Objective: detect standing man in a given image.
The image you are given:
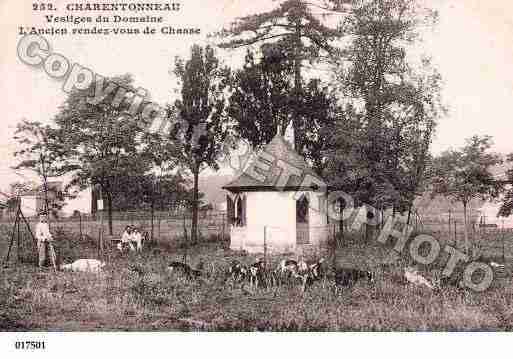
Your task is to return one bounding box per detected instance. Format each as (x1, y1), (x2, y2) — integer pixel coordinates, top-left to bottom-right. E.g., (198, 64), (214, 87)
(35, 213), (53, 268)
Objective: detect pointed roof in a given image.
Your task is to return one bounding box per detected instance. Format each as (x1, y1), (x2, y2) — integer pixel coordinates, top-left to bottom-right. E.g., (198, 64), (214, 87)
(223, 135), (325, 192)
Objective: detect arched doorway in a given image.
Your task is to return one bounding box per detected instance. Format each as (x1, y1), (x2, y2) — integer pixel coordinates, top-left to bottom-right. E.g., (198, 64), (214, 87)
(234, 194), (246, 227)
(296, 194), (310, 244)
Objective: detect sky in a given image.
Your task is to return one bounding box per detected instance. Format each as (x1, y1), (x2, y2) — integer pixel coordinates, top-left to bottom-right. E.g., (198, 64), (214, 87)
(0, 0), (513, 193)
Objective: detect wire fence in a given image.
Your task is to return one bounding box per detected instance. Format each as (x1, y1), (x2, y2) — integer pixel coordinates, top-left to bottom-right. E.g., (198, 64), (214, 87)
(61, 211), (226, 241)
(2, 210), (226, 238)
(0, 209), (230, 267)
(4, 205), (513, 267)
(419, 218), (513, 261)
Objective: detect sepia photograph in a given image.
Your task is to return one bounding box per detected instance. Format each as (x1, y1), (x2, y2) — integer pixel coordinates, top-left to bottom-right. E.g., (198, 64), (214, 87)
(1, 0), (513, 351)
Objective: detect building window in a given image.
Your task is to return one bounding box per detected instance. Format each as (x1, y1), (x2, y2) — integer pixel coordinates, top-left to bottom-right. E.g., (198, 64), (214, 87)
(296, 194), (310, 244)
(227, 195), (235, 225)
(296, 194), (309, 224)
(227, 194), (246, 227)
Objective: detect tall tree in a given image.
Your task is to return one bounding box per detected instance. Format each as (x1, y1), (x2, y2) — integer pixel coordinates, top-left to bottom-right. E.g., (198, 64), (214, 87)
(430, 136), (503, 255)
(299, 78), (340, 175)
(12, 120), (66, 217)
(371, 62), (445, 222)
(218, 0), (342, 153)
(51, 74), (151, 235)
(228, 46), (338, 173)
(172, 45), (231, 242)
(326, 0), (442, 213)
(498, 154), (513, 218)
(228, 47), (293, 146)
(137, 126), (182, 236)
(399, 66), (444, 223)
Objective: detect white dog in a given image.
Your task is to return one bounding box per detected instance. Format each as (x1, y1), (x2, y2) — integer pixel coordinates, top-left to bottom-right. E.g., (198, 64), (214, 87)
(490, 262), (505, 269)
(404, 266), (434, 290)
(60, 259), (106, 272)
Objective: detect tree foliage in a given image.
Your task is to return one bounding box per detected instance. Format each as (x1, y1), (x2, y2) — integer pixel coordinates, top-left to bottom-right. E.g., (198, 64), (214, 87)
(228, 46), (338, 174)
(218, 0), (343, 153)
(50, 74), (152, 234)
(430, 135), (503, 253)
(498, 154), (513, 217)
(325, 0), (443, 216)
(228, 47), (293, 146)
(171, 44), (231, 241)
(12, 120), (67, 216)
(112, 172), (204, 212)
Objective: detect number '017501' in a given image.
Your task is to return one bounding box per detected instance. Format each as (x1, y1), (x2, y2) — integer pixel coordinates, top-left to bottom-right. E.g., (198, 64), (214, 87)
(15, 341), (46, 350)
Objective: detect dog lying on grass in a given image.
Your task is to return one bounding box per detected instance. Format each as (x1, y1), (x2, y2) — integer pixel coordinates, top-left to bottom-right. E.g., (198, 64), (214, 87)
(60, 259), (106, 273)
(404, 266), (434, 290)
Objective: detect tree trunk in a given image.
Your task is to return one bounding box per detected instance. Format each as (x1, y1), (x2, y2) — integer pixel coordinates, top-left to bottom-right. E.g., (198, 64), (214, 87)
(42, 174), (49, 215)
(40, 154), (50, 223)
(191, 168), (199, 243)
(339, 201), (344, 234)
(463, 200), (469, 256)
(106, 191), (113, 236)
(293, 19), (302, 153)
(406, 204), (413, 227)
(150, 198), (155, 242)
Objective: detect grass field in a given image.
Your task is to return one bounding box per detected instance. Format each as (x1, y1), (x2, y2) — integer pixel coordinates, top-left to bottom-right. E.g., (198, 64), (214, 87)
(2, 223), (513, 331)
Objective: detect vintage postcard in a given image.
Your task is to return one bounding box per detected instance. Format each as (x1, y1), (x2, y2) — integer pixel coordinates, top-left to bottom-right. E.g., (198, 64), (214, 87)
(1, 0), (513, 353)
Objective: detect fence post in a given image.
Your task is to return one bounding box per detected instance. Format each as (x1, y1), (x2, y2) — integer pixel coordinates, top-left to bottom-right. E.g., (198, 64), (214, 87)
(157, 213), (161, 241)
(183, 213), (188, 266)
(79, 212), (83, 240)
(98, 209), (104, 260)
(332, 224), (336, 269)
(150, 204), (155, 242)
(502, 220), (506, 263)
(16, 218), (20, 266)
(472, 220), (476, 255)
(448, 209), (452, 241)
(454, 220), (457, 248)
(263, 226), (267, 269)
(97, 225), (101, 258)
(221, 213), (225, 242)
